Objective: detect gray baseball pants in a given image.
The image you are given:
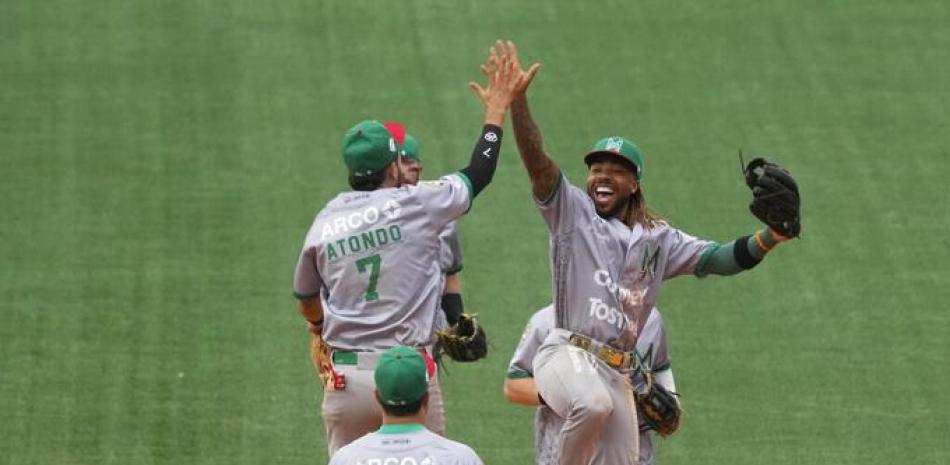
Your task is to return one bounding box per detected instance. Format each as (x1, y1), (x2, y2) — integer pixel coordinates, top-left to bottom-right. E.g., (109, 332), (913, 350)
(533, 329), (638, 465)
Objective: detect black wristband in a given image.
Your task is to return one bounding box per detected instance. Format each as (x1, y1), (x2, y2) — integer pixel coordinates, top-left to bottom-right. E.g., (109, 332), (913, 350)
(441, 293), (464, 326)
(733, 235), (763, 270)
(459, 124), (503, 198)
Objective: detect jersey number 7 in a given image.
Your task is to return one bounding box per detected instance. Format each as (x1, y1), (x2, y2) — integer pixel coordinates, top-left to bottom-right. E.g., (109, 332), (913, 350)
(355, 254), (382, 302)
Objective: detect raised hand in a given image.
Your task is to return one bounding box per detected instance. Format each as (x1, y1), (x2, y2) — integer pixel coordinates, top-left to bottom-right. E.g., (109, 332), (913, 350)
(479, 41), (541, 98)
(506, 40), (541, 96)
(469, 40), (530, 126)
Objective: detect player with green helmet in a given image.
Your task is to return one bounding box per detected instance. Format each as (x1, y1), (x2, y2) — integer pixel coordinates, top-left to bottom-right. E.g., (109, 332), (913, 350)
(294, 44), (526, 456)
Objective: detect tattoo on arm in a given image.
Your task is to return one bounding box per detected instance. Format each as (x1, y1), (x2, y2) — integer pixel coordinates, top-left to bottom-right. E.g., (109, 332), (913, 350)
(511, 97), (560, 201)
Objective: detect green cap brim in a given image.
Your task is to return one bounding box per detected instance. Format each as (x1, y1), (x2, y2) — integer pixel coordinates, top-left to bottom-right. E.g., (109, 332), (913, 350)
(584, 150), (640, 176)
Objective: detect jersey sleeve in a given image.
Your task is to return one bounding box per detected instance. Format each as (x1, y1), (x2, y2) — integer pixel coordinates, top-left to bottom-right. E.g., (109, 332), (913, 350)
(661, 226), (717, 279)
(507, 307), (554, 378)
(414, 173), (474, 232)
(293, 246), (322, 299)
(535, 172), (591, 235)
(648, 310), (671, 372)
(439, 221), (463, 275)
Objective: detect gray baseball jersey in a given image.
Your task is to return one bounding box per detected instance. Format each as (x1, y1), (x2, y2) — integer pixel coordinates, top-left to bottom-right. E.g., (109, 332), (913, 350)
(439, 220), (463, 275)
(294, 173), (472, 351)
(328, 424), (484, 465)
(507, 305), (671, 465)
(538, 173), (712, 351)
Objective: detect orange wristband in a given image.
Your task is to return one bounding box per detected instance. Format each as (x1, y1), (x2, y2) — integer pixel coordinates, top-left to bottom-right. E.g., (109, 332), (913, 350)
(754, 230), (773, 253)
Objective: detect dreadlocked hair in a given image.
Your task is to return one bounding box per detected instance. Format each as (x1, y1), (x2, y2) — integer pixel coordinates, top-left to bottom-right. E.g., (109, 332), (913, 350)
(623, 187), (665, 229)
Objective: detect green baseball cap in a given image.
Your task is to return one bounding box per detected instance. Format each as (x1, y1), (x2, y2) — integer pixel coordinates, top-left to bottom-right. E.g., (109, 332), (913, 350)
(374, 346), (429, 406)
(400, 134), (420, 161)
(342, 120), (398, 177)
(584, 136), (644, 179)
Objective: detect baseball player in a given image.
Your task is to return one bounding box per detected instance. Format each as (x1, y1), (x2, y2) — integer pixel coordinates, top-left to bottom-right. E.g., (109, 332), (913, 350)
(293, 48), (525, 455)
(505, 305), (677, 465)
(329, 346), (484, 465)
(384, 125), (467, 332)
(494, 40), (801, 465)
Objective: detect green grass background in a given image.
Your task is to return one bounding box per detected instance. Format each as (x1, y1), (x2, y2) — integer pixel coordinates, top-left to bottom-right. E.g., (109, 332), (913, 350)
(3, 1), (949, 464)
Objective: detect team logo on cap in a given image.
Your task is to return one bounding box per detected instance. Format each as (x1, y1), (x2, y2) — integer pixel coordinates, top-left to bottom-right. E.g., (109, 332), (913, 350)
(388, 137), (396, 153)
(605, 137), (624, 153)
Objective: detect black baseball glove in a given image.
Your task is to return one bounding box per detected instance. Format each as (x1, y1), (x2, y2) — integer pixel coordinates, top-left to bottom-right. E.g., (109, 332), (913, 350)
(743, 157), (801, 238)
(636, 375), (682, 437)
(436, 313), (487, 362)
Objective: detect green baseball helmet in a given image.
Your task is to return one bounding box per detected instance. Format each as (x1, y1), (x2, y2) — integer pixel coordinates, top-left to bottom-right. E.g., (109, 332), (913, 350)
(342, 120), (398, 177)
(584, 136), (644, 179)
(400, 134), (420, 161)
(374, 346), (429, 406)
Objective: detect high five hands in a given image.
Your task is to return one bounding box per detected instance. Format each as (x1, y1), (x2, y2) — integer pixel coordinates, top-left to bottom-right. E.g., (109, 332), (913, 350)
(469, 40), (542, 125)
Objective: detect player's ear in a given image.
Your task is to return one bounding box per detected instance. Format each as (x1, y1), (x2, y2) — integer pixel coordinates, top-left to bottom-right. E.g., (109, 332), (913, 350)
(419, 392), (430, 412)
(386, 160), (402, 186)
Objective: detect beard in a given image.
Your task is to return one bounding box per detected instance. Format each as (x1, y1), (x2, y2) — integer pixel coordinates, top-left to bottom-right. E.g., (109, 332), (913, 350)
(594, 193), (632, 220)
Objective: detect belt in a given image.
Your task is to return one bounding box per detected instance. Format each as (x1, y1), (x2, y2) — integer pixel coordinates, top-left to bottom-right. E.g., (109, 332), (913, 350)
(331, 347), (435, 372)
(568, 334), (634, 370)
(331, 351), (360, 365)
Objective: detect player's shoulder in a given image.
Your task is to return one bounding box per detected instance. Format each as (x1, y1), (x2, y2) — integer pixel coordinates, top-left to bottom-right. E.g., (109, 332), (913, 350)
(437, 437), (483, 464)
(402, 173), (472, 205)
(639, 220), (675, 238)
(327, 434), (372, 463)
(414, 172), (468, 190)
(538, 171), (583, 205)
(641, 220), (711, 249)
(413, 430), (482, 463)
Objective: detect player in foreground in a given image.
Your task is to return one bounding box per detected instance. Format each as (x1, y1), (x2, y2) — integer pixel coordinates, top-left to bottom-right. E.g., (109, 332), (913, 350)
(328, 346), (484, 465)
(496, 40), (801, 464)
(293, 43), (524, 455)
(505, 305), (680, 465)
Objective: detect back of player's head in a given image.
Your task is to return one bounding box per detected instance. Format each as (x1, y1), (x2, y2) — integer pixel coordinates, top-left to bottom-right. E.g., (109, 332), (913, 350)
(374, 345), (429, 416)
(342, 120), (399, 190)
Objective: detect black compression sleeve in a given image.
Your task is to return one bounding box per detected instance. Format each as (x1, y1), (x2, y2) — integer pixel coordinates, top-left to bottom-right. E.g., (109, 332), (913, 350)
(733, 234), (763, 270)
(459, 124), (503, 197)
(441, 293), (464, 326)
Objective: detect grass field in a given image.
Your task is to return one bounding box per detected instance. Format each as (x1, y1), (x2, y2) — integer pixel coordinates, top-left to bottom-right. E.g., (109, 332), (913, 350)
(3, 1), (949, 464)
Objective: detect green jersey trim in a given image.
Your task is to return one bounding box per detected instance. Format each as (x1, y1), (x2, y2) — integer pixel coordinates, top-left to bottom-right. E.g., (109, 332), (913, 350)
(653, 362), (671, 372)
(293, 290), (321, 300)
(506, 370), (533, 379)
(693, 243), (720, 278)
(378, 423), (426, 434)
(453, 171), (474, 213)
